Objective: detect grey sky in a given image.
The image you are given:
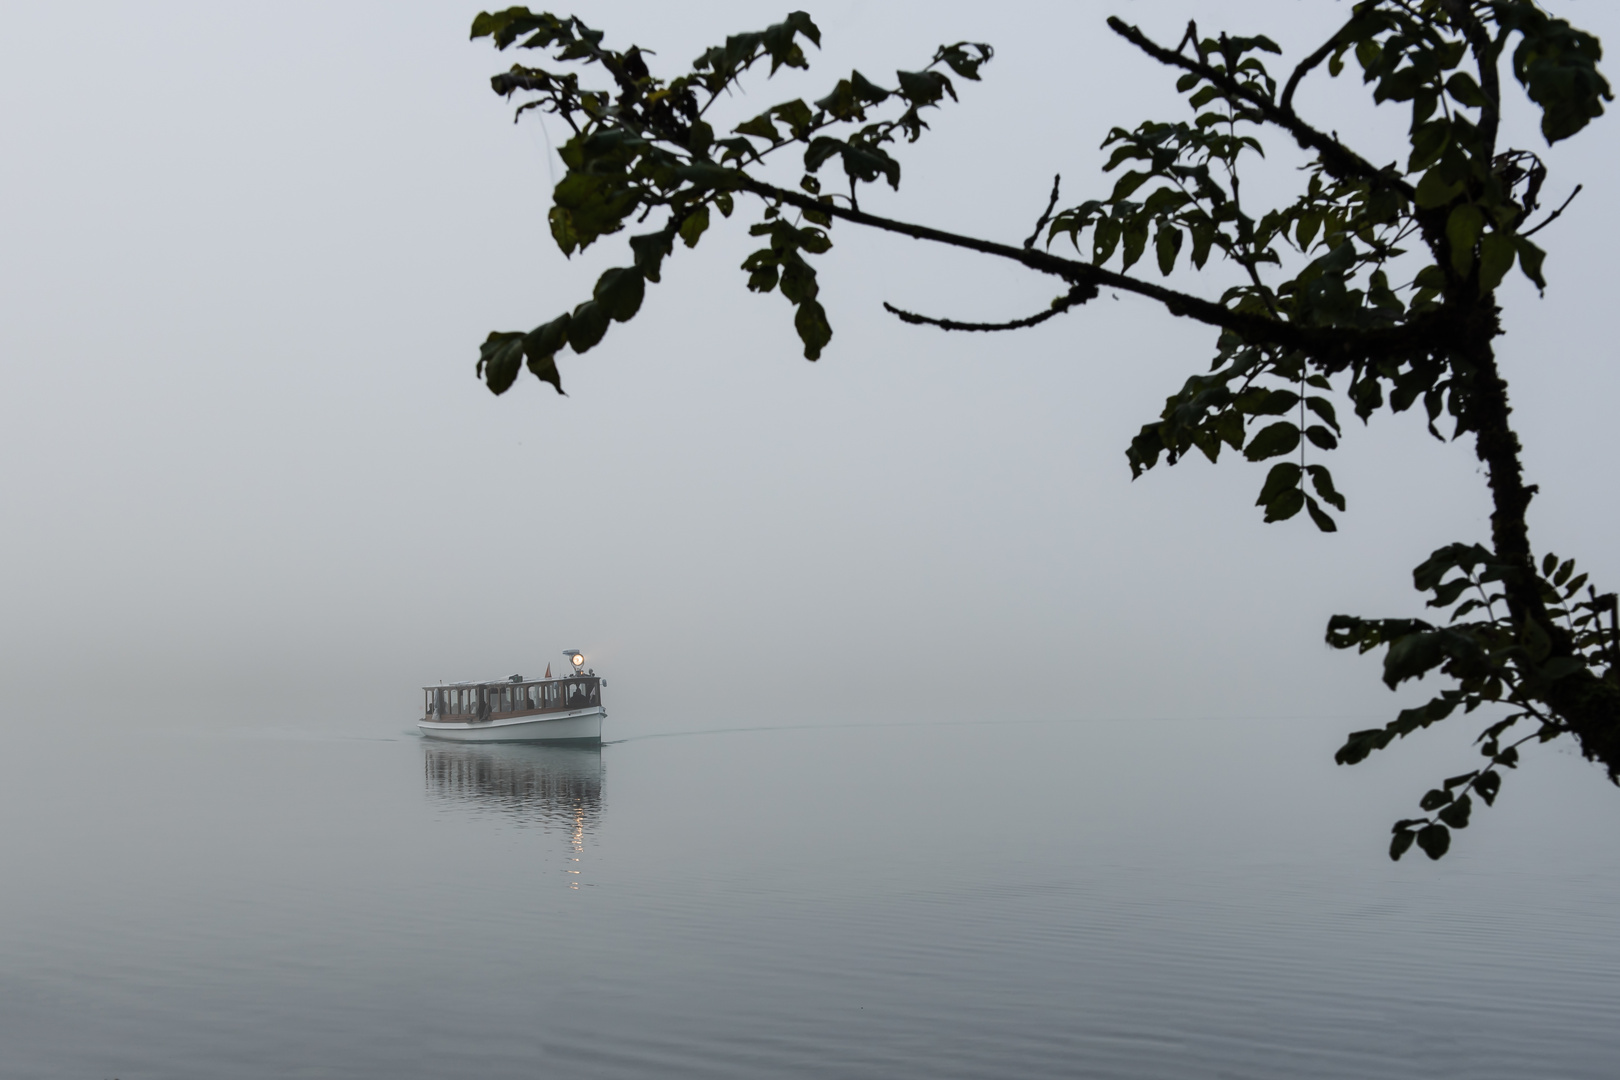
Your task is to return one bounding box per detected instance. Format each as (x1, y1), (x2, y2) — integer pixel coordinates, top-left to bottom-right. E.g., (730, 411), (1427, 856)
(2, 1), (1616, 736)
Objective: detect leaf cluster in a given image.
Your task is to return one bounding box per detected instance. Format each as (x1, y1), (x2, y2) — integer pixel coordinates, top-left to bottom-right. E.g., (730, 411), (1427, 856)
(1328, 543), (1620, 858)
(1095, 3), (1607, 533)
(470, 7), (991, 380)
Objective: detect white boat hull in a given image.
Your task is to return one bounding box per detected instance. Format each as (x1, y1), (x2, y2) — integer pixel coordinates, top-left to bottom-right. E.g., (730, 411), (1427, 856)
(418, 707), (604, 743)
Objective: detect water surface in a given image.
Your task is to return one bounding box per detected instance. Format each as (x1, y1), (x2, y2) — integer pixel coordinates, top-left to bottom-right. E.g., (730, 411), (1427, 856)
(2, 717), (1617, 1078)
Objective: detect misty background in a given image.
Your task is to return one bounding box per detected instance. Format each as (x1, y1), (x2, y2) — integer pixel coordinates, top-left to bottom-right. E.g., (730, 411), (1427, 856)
(2, 0), (1617, 757)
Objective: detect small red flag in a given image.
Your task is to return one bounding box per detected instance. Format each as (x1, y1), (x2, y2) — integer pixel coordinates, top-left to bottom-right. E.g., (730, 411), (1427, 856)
(544, 663), (552, 679)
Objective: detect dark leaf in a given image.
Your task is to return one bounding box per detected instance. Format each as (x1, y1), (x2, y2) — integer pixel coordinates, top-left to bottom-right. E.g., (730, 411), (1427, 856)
(779, 257), (819, 303)
(1503, 7), (1613, 142)
(1305, 464), (1346, 511)
(525, 349), (565, 395)
(525, 311), (571, 358)
(1304, 396), (1340, 432)
(1239, 388), (1299, 416)
(896, 68), (953, 106)
(1415, 823), (1451, 860)
(1514, 236), (1547, 291)
(1255, 462), (1302, 507)
(1337, 727), (1391, 765)
(1121, 219), (1150, 272)
(478, 331), (526, 395)
(934, 42), (993, 81)
(1155, 224), (1183, 276)
(794, 297), (832, 360)
(1478, 232), (1516, 292)
(679, 206), (711, 249)
(567, 299), (610, 352)
(1304, 425), (1338, 450)
(629, 231), (674, 281)
(1263, 487), (1305, 523)
(1382, 629), (1444, 688)
(1305, 494), (1337, 533)
(1243, 422), (1301, 461)
(593, 267), (646, 322)
(1445, 71), (1487, 108)
(1419, 787), (1453, 811)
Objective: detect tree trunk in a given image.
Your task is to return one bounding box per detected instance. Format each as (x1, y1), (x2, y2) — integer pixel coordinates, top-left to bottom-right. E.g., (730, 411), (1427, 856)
(1466, 308), (1620, 779)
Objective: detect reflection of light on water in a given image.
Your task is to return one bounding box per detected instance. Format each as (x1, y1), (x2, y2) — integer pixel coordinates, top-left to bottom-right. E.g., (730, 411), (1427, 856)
(568, 805), (586, 889)
(422, 742), (603, 886)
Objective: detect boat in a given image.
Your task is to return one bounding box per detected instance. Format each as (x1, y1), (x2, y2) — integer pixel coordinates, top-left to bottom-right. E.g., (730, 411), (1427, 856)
(418, 649), (606, 743)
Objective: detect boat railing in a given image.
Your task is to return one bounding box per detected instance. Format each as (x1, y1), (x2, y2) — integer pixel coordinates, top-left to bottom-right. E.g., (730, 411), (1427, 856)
(423, 676), (601, 723)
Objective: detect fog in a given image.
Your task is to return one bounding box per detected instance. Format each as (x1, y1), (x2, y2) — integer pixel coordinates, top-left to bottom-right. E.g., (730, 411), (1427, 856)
(3, 0), (1617, 743)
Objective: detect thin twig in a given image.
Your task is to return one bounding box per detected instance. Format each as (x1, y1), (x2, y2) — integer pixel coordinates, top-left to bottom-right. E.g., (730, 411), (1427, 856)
(1174, 20), (1200, 57)
(882, 284), (1098, 333)
(1022, 174), (1062, 250)
(1106, 17), (1416, 203)
(1281, 31), (1343, 113)
(1520, 184), (1583, 239)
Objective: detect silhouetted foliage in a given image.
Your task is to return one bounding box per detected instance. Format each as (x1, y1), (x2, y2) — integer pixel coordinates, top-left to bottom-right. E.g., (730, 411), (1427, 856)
(470, 2), (1619, 859)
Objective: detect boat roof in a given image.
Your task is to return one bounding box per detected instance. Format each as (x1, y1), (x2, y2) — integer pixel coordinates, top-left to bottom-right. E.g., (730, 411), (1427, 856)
(423, 673), (595, 689)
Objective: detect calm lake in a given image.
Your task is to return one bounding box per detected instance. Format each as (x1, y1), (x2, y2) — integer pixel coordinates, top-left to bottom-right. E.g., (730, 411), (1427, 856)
(3, 715), (1617, 1079)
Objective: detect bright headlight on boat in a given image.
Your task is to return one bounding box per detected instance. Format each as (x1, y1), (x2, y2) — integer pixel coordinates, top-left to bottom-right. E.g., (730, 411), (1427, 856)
(571, 653), (584, 666)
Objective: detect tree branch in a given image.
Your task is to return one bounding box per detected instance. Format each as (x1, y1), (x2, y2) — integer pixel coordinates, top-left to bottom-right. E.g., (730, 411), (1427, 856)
(1446, 2), (1501, 158)
(1106, 17), (1416, 202)
(735, 175), (1449, 362)
(738, 175), (1235, 318)
(1520, 184), (1582, 239)
(1022, 174), (1062, 250)
(1281, 28), (1345, 113)
(1174, 20), (1201, 59)
(882, 284), (1097, 332)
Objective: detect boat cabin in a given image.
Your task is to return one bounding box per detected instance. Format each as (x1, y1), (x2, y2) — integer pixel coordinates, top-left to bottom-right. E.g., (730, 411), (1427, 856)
(424, 674), (602, 724)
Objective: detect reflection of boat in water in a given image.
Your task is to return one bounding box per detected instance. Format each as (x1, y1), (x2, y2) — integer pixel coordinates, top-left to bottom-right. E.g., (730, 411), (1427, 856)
(422, 741), (603, 830)
(419, 649), (605, 743)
